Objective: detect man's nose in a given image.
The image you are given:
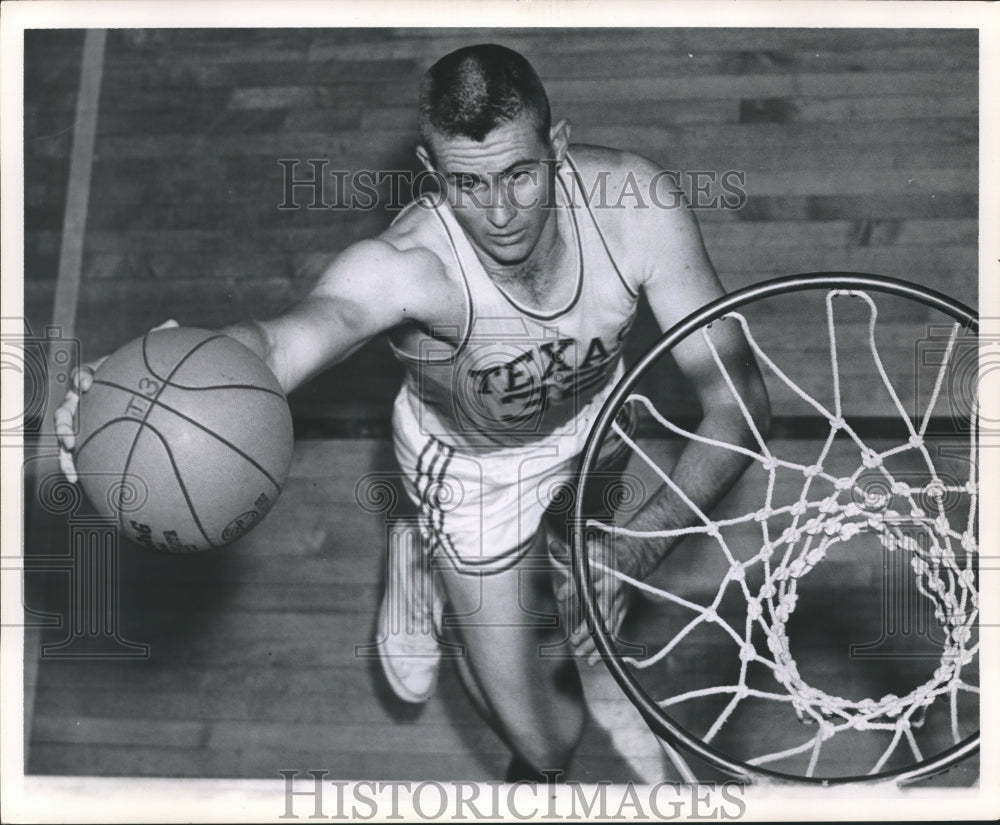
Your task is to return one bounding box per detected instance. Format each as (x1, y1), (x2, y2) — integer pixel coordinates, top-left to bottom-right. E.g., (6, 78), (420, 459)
(487, 182), (516, 228)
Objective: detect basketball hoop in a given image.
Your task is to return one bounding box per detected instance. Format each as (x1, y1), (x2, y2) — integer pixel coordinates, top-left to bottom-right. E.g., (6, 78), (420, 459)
(572, 273), (979, 787)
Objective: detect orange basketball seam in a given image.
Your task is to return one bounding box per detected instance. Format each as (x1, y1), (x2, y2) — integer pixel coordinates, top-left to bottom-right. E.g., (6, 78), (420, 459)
(115, 332), (242, 548)
(123, 418), (219, 549)
(89, 377), (288, 492)
(138, 332), (285, 397)
(139, 332), (226, 385)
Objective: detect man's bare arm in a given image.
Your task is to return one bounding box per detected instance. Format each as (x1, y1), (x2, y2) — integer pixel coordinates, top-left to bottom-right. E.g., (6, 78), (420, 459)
(56, 238), (435, 480)
(613, 157), (771, 581)
(568, 158), (770, 658)
(221, 239), (428, 394)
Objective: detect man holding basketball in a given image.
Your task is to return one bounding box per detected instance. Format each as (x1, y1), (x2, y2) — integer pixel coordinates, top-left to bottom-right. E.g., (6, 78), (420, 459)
(57, 45), (769, 780)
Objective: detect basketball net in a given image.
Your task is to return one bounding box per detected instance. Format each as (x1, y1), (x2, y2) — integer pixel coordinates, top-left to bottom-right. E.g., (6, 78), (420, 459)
(585, 289), (978, 785)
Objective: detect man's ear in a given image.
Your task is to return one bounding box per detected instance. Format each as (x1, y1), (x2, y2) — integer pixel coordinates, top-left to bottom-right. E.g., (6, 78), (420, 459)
(415, 145), (435, 172)
(550, 119), (571, 162)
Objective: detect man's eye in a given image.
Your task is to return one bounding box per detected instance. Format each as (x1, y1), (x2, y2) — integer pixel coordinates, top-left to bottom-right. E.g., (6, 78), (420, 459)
(455, 176), (481, 192)
(508, 170), (534, 185)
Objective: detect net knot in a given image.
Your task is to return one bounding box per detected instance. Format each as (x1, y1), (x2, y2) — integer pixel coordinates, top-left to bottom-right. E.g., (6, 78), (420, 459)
(747, 599), (763, 620)
(958, 568), (976, 588)
(934, 514), (950, 536)
(803, 464), (822, 478)
(762, 456), (779, 472)
(819, 496), (840, 514)
(767, 627), (789, 657)
(924, 482), (945, 502)
(858, 697), (877, 715)
(951, 625), (973, 645)
(908, 435), (924, 449)
(790, 501), (808, 517)
(838, 522), (863, 541)
(881, 694), (903, 717)
(834, 477), (853, 491)
(806, 546), (826, 566)
(933, 662), (955, 683)
(861, 448), (881, 468)
(753, 508), (772, 522)
(891, 480), (911, 496)
(775, 593), (798, 620)
(730, 561), (746, 581)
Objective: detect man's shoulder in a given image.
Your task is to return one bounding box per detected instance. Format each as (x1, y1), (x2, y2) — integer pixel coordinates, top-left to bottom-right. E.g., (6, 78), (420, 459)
(376, 200), (453, 265)
(565, 144), (678, 220)
(568, 144), (664, 185)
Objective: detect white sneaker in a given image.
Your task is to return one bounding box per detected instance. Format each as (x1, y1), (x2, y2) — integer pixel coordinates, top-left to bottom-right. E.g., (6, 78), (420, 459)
(377, 529), (443, 703)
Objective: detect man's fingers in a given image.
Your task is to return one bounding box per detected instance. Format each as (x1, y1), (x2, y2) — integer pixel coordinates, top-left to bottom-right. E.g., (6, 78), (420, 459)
(54, 390), (80, 450)
(70, 357), (104, 393)
(58, 446), (78, 484)
(571, 630), (601, 666)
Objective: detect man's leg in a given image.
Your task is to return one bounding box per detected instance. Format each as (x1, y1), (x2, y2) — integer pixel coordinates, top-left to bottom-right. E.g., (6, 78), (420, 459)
(437, 549), (584, 776)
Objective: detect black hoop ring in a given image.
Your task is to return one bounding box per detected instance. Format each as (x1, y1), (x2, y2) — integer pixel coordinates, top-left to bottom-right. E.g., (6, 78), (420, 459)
(571, 271), (979, 786)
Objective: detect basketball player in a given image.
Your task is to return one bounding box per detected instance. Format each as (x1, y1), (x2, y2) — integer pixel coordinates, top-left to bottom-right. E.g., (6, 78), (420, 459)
(57, 45), (770, 780)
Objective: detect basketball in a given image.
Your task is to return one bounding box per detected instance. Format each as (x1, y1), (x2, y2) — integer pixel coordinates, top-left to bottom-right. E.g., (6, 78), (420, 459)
(74, 327), (295, 552)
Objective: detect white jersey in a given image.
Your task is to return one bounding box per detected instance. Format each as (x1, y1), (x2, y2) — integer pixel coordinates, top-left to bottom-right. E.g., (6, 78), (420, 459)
(390, 156), (639, 452)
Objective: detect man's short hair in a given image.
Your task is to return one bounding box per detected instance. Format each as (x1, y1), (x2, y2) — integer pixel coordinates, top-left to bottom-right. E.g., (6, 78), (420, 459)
(419, 44), (551, 148)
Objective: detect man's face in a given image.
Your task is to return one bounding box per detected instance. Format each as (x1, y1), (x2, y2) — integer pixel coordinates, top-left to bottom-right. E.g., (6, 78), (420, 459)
(422, 117), (563, 267)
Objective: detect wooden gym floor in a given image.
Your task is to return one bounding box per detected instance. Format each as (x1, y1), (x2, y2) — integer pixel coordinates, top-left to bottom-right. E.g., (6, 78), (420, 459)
(25, 435), (980, 785)
(18, 25), (980, 789)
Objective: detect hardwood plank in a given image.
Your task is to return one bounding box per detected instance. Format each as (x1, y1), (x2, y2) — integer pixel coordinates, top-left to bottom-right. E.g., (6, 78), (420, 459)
(740, 94), (978, 124)
(304, 29), (977, 62)
(730, 193), (976, 221)
(538, 44), (978, 79)
(33, 717), (208, 748)
(28, 218), (974, 260)
(28, 742), (502, 779)
(712, 245), (977, 279)
(701, 218), (979, 248)
(32, 683), (484, 727)
(97, 57), (419, 91)
(545, 71), (977, 104)
(70, 119), (976, 162)
(28, 744), (243, 777)
(728, 169), (976, 197)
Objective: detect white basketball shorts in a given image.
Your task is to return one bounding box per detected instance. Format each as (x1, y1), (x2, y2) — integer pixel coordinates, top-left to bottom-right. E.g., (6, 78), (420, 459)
(391, 368), (633, 575)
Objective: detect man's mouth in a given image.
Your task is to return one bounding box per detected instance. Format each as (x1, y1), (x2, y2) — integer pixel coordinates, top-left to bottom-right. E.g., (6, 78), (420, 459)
(490, 228), (526, 244)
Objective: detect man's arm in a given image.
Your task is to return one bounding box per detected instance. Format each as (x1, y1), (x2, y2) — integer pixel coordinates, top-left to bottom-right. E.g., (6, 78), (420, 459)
(221, 238), (428, 394)
(56, 238), (436, 479)
(611, 160), (771, 582)
(569, 157), (770, 658)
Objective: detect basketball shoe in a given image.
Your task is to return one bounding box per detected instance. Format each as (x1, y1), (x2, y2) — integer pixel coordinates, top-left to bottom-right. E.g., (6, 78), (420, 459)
(377, 528), (443, 703)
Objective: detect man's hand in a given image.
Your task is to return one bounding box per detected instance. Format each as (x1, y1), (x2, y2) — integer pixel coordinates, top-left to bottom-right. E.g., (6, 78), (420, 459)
(556, 534), (633, 667)
(54, 319), (178, 482)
